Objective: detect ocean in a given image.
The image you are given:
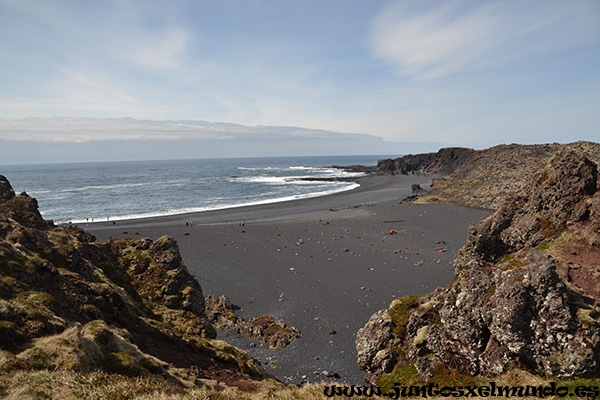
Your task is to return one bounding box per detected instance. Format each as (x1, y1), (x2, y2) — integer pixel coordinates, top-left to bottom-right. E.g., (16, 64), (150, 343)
(0, 155), (390, 224)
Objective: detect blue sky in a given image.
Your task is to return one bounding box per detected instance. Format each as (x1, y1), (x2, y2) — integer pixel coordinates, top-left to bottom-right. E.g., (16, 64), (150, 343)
(0, 0), (599, 163)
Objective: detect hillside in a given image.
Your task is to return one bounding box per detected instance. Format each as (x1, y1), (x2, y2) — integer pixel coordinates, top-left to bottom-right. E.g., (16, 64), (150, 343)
(0, 175), (274, 392)
(377, 141), (600, 210)
(356, 151), (600, 388)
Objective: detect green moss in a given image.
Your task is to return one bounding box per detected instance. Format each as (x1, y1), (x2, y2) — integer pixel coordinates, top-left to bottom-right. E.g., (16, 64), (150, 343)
(27, 291), (55, 306)
(534, 235), (568, 252)
(105, 352), (134, 375)
(555, 376), (600, 397)
(539, 216), (560, 238)
(497, 253), (515, 265)
(136, 356), (163, 374)
(486, 283), (496, 301)
(82, 304), (99, 319)
(388, 295), (422, 337)
(85, 320), (109, 339)
(1, 276), (16, 286)
(377, 361), (423, 393)
(429, 363), (482, 387)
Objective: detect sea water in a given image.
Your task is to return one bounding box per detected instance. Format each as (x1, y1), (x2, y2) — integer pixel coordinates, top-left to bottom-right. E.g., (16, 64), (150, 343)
(0, 155), (390, 224)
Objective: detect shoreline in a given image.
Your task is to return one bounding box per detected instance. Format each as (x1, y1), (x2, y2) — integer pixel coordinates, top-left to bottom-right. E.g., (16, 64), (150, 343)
(66, 179), (362, 225)
(85, 174), (434, 229)
(86, 174), (491, 385)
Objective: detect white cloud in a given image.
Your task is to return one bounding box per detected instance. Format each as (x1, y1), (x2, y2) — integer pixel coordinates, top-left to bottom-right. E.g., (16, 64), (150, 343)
(370, 0), (600, 80)
(0, 116), (383, 143)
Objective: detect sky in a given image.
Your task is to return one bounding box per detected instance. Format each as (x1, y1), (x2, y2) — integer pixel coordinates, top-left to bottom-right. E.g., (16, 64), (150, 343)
(0, 0), (599, 164)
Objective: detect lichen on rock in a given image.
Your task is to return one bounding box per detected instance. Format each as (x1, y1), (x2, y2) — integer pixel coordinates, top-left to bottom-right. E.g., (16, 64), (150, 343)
(357, 150), (600, 385)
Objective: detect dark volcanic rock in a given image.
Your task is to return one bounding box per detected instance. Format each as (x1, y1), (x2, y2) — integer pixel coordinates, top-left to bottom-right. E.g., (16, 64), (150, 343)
(357, 151), (600, 384)
(0, 177), (273, 388)
(205, 294), (300, 349)
(0, 177), (52, 230)
(422, 141), (600, 209)
(0, 175), (15, 204)
(376, 147), (475, 176)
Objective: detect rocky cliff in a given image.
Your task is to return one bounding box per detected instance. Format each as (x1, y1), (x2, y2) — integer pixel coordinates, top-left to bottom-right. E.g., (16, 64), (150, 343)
(377, 147), (475, 176)
(376, 141), (600, 210)
(0, 176), (273, 390)
(356, 151), (600, 385)
(417, 141), (600, 209)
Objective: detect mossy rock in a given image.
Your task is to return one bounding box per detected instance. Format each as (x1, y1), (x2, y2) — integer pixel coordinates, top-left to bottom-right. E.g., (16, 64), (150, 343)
(84, 319), (110, 339)
(104, 352), (136, 375)
(27, 291), (55, 306)
(388, 295), (422, 336)
(81, 304), (99, 320)
(21, 346), (60, 370)
(377, 361), (423, 393)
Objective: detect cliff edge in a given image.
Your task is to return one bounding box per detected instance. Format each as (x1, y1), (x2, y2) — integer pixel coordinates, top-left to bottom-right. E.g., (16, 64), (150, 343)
(378, 141), (600, 210)
(356, 151), (600, 386)
(0, 176), (274, 390)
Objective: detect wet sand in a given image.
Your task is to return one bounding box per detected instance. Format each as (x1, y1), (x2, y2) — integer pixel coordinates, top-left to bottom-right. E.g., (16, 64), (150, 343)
(86, 175), (490, 385)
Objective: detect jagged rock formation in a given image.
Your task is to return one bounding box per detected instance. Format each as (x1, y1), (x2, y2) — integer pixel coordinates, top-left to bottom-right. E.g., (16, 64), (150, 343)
(205, 295), (300, 349)
(0, 176), (273, 389)
(419, 141), (600, 209)
(377, 147), (475, 176)
(356, 151), (600, 385)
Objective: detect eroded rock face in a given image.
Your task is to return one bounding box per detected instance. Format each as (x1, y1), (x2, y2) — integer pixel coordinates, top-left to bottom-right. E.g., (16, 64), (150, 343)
(0, 177), (272, 387)
(423, 141), (600, 209)
(0, 175), (15, 204)
(377, 147), (475, 176)
(357, 151), (600, 385)
(205, 295), (300, 349)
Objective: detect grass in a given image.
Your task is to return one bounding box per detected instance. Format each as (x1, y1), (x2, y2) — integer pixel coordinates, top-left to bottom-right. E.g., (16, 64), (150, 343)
(0, 365), (599, 399)
(533, 235), (569, 252)
(377, 361), (423, 393)
(0, 370), (353, 400)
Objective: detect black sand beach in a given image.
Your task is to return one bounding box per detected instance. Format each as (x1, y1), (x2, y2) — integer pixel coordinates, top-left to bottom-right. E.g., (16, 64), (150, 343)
(86, 175), (490, 385)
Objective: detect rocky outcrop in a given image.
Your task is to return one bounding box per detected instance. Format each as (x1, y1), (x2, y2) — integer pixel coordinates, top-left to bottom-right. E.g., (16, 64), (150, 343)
(377, 147), (475, 176)
(357, 151), (600, 385)
(420, 141), (600, 209)
(0, 177), (273, 389)
(205, 295), (300, 349)
(0, 175), (15, 204)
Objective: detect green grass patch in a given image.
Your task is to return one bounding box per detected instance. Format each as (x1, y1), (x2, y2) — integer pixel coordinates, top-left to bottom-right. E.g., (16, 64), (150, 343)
(377, 361), (424, 393)
(27, 291), (55, 306)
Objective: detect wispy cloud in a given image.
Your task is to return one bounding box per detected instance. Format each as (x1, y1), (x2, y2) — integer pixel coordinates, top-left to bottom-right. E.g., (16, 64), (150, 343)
(370, 0), (600, 80)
